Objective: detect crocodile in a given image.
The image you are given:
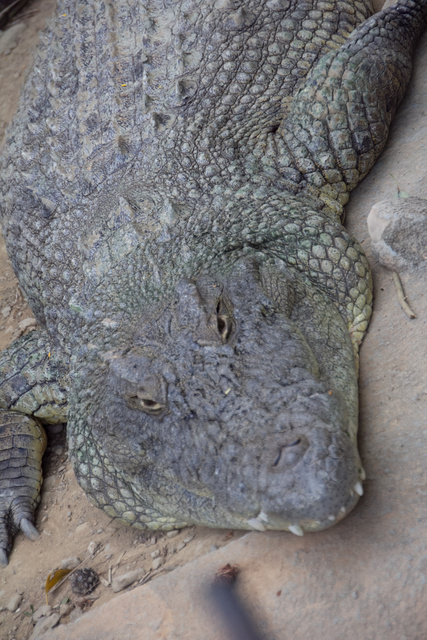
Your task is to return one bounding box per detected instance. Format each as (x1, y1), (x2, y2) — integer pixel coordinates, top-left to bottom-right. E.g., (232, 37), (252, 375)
(0, 0), (425, 565)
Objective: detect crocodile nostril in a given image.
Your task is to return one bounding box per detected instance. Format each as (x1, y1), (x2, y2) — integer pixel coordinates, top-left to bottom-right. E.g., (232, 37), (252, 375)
(271, 436), (309, 470)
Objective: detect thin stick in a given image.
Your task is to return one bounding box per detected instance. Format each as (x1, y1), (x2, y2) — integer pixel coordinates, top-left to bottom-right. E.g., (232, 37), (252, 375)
(392, 272), (416, 319)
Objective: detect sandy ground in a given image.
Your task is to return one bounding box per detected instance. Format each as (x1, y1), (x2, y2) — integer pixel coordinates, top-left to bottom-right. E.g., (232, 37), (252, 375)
(0, 1), (426, 639)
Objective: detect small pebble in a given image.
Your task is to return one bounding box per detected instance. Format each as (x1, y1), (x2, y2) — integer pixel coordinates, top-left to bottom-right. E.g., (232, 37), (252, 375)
(75, 522), (89, 535)
(67, 511), (72, 518)
(151, 549), (160, 559)
(59, 602), (74, 618)
(6, 593), (22, 612)
(97, 528), (103, 534)
(111, 568), (145, 593)
(69, 608), (83, 623)
(175, 542), (186, 553)
(1, 306), (11, 318)
(53, 446), (64, 456)
(166, 530), (179, 539)
(29, 613), (60, 639)
(152, 557), (163, 570)
(61, 556), (81, 570)
(18, 317), (37, 331)
(210, 545), (219, 552)
(183, 535), (195, 544)
(87, 541), (98, 555)
(150, 536), (156, 545)
(32, 604), (52, 621)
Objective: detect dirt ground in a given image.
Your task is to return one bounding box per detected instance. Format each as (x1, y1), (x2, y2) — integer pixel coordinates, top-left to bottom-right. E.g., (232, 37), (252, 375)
(0, 1), (426, 639)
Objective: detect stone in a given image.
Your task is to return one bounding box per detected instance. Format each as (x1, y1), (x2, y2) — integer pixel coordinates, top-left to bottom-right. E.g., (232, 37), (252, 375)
(74, 522), (89, 535)
(33, 604), (52, 621)
(59, 602), (74, 618)
(152, 557), (163, 570)
(111, 568), (146, 593)
(29, 613), (60, 639)
(18, 317), (37, 331)
(6, 593), (22, 612)
(367, 197), (427, 271)
(61, 557), (81, 570)
(87, 541), (98, 555)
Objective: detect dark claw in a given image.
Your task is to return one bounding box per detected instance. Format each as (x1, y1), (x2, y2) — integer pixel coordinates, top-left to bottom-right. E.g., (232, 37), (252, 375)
(0, 548), (8, 566)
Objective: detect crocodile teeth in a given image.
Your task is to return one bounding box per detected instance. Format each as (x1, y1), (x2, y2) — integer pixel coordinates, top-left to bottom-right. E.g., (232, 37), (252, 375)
(288, 524), (304, 537)
(246, 518), (266, 532)
(327, 515), (336, 522)
(340, 506), (346, 514)
(359, 467), (366, 480)
(354, 481), (364, 496)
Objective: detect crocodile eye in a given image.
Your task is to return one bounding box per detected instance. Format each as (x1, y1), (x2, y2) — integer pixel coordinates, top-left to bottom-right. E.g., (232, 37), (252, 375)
(140, 399), (163, 412)
(127, 396), (164, 414)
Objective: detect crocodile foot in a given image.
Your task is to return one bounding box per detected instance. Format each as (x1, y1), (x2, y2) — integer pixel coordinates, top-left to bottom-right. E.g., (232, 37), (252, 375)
(0, 411), (46, 565)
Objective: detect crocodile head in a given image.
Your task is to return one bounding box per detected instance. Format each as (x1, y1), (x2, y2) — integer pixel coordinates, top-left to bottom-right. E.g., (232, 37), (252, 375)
(70, 259), (364, 535)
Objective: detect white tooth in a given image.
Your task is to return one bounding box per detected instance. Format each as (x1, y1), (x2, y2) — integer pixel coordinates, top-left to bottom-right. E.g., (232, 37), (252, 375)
(359, 467), (366, 480)
(246, 518), (266, 532)
(354, 481), (364, 496)
(288, 524), (304, 536)
(327, 515), (336, 522)
(258, 511), (269, 523)
(340, 506), (346, 514)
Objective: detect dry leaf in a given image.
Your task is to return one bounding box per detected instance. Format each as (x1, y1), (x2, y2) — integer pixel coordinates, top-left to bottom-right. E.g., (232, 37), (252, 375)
(45, 569), (71, 604)
(213, 563), (239, 585)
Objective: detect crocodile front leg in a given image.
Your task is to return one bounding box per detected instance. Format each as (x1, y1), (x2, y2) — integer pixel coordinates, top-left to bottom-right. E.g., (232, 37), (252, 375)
(0, 330), (69, 565)
(274, 0), (427, 217)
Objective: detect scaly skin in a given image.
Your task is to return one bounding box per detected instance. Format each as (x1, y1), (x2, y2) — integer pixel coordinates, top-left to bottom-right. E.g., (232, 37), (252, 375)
(0, 0), (425, 563)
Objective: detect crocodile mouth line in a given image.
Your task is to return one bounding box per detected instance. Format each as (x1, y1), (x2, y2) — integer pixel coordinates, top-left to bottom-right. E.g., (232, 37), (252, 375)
(246, 468), (366, 535)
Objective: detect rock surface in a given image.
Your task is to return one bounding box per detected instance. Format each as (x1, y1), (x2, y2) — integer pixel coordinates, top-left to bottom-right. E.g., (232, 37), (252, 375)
(368, 197), (427, 271)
